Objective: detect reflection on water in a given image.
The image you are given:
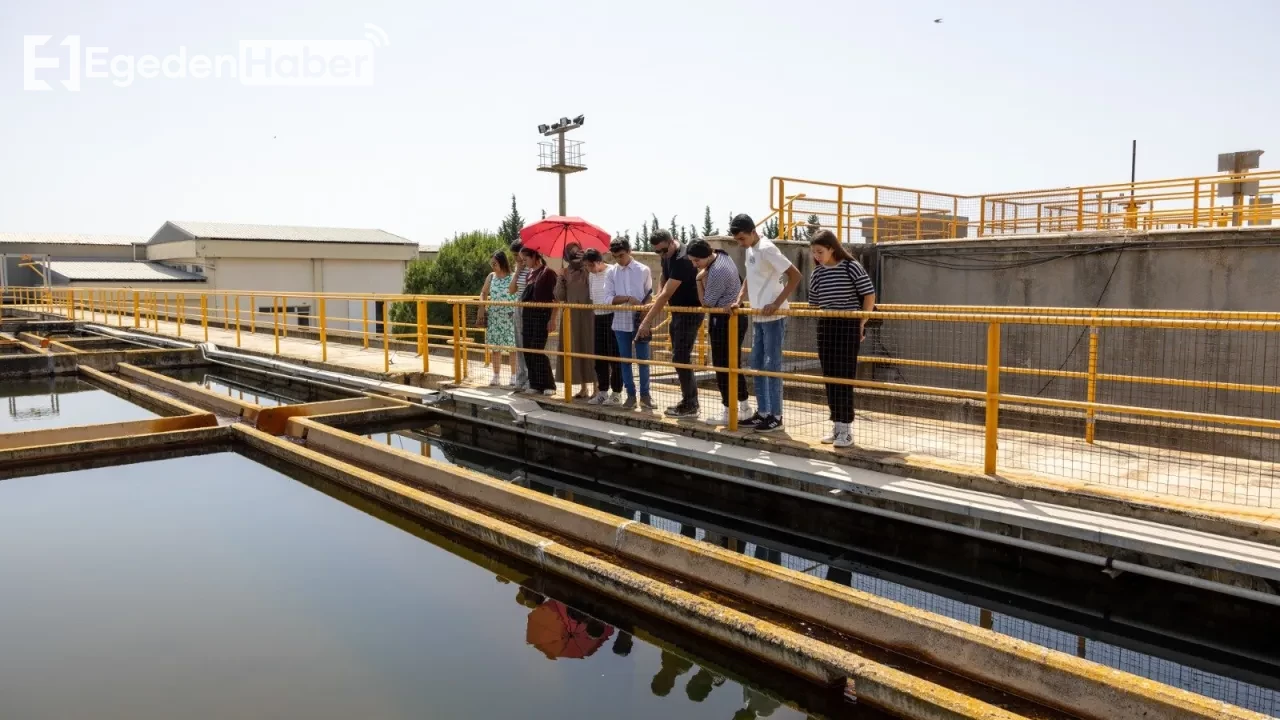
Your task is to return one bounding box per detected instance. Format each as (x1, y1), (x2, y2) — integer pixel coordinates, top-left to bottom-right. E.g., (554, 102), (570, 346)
(0, 377), (156, 431)
(158, 367), (350, 407)
(362, 428), (1278, 718)
(0, 452), (862, 720)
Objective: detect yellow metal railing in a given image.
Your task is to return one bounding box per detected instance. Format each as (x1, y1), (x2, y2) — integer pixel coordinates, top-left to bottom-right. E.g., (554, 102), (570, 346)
(10, 286), (1280, 506)
(8, 287), (474, 374)
(772, 170), (1280, 244)
(449, 298), (1280, 507)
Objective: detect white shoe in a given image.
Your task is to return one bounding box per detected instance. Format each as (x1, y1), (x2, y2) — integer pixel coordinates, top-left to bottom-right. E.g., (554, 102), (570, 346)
(488, 377), (502, 387)
(738, 400), (753, 419)
(705, 407), (730, 426)
(833, 431), (854, 448)
(587, 392), (608, 405)
(607, 392), (622, 405)
(821, 426), (838, 444)
(542, 389), (557, 397)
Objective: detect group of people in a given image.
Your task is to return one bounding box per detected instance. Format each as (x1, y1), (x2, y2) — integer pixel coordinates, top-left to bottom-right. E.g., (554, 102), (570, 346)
(477, 213), (876, 448)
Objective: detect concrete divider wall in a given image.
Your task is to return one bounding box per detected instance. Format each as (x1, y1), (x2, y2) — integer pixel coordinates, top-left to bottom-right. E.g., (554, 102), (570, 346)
(238, 423), (1024, 720)
(288, 418), (1270, 720)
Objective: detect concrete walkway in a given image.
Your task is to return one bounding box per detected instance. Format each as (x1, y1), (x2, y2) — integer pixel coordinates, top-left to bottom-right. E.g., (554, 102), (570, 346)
(43, 304), (1280, 512)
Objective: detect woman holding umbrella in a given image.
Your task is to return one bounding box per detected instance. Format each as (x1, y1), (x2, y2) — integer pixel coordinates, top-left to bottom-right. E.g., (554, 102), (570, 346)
(518, 246), (558, 395)
(518, 216), (612, 401)
(553, 242), (596, 399)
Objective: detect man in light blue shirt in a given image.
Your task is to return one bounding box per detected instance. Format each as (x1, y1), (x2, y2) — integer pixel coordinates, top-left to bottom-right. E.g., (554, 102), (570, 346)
(603, 238), (654, 410)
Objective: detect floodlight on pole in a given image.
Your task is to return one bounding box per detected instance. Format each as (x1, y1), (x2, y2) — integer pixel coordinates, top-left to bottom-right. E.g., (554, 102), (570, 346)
(536, 113), (586, 216)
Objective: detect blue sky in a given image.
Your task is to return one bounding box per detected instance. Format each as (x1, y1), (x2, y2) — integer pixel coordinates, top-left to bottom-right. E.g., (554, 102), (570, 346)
(2, 0), (1277, 246)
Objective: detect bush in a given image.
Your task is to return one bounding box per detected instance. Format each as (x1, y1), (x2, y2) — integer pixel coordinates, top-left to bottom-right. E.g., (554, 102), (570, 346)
(392, 230), (509, 328)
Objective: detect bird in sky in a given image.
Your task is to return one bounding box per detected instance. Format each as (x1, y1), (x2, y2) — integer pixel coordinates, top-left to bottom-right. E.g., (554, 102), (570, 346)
(934, 18), (943, 23)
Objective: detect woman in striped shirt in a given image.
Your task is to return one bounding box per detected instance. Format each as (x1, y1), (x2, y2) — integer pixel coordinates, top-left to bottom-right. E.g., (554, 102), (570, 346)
(808, 230), (876, 448)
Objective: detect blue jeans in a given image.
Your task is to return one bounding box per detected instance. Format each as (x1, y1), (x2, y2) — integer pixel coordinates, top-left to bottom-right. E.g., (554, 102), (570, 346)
(751, 318), (786, 417)
(614, 329), (651, 397)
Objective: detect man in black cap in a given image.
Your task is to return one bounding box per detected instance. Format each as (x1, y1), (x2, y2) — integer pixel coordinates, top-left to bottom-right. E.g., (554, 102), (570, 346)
(637, 229), (703, 417)
(729, 213), (801, 432)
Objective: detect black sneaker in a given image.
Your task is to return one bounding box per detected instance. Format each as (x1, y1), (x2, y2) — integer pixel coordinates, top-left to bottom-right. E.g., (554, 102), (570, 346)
(755, 415), (784, 433)
(739, 412), (766, 429)
(665, 403), (700, 418)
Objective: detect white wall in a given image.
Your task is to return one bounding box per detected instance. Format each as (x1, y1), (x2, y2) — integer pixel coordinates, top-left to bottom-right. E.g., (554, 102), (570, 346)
(320, 259), (407, 333)
(202, 257), (408, 334)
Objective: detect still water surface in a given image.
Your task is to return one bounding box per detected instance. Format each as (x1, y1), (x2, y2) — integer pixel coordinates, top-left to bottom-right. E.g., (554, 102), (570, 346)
(364, 428), (1280, 718)
(158, 367), (350, 407)
(0, 377), (156, 432)
(0, 452), (868, 720)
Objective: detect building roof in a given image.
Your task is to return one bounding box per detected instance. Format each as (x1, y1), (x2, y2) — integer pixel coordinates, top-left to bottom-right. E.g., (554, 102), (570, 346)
(154, 221), (415, 246)
(0, 232), (143, 246)
(46, 260), (206, 283)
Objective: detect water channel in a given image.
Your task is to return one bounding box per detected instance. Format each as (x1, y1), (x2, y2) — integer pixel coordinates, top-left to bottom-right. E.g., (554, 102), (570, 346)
(0, 451), (884, 720)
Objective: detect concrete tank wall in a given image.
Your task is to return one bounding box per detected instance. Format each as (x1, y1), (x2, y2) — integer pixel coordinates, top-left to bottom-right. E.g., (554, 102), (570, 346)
(868, 227), (1280, 421)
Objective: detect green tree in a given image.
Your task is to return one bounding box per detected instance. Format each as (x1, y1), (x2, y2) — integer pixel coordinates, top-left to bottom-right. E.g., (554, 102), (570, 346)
(702, 206), (716, 236)
(804, 213), (821, 239)
(688, 223), (698, 240)
(638, 218), (651, 251)
(651, 213), (661, 240)
(669, 215), (679, 239)
(392, 230), (508, 328)
(497, 195), (525, 244)
(540, 208), (546, 219)
(763, 217), (779, 239)
(679, 226), (687, 243)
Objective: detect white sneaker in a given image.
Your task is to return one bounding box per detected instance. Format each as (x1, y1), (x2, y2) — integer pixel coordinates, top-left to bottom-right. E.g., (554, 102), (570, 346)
(738, 400), (753, 419)
(488, 376), (502, 387)
(607, 392), (623, 405)
(833, 431), (854, 448)
(542, 389), (557, 397)
(587, 392), (608, 405)
(704, 407), (730, 426)
(821, 425), (838, 444)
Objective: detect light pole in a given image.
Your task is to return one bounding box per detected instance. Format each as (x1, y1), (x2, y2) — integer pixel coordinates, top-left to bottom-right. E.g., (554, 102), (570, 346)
(536, 115), (586, 216)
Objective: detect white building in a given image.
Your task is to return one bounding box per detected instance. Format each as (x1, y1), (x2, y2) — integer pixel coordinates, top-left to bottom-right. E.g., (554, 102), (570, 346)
(144, 221), (416, 330)
(5, 222), (418, 333)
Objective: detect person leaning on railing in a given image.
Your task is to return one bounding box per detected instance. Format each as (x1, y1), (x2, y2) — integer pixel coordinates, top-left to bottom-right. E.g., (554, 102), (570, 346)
(687, 239), (752, 426)
(603, 237), (654, 410)
(807, 229), (876, 448)
(584, 248), (623, 405)
(729, 213), (802, 433)
(517, 246), (558, 396)
(638, 229), (704, 418)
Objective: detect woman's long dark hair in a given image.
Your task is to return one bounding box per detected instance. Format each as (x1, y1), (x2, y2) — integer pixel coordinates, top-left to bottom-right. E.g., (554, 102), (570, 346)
(491, 250), (511, 273)
(809, 229), (854, 262)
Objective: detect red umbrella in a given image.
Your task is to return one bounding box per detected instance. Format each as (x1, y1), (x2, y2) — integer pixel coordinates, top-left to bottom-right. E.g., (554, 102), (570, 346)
(518, 216), (611, 258)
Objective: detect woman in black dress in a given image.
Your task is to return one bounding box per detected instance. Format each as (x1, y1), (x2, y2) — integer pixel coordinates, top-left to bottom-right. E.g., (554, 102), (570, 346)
(519, 247), (558, 395)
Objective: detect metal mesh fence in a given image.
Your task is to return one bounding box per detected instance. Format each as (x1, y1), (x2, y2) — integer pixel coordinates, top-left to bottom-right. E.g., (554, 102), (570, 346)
(452, 296), (1280, 509)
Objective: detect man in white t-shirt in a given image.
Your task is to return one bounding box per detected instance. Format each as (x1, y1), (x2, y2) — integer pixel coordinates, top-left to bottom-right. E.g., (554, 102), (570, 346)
(729, 214), (801, 432)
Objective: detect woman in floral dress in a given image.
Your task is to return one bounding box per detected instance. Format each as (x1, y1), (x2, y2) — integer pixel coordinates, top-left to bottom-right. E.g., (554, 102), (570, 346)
(479, 250), (518, 385)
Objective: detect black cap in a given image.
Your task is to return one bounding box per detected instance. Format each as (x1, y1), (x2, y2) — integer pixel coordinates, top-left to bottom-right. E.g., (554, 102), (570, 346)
(728, 213), (754, 235)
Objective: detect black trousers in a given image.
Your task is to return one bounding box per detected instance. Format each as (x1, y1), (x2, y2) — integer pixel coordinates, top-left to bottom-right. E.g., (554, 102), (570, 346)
(669, 313), (704, 406)
(817, 317), (860, 423)
(522, 308), (556, 392)
(593, 313), (622, 393)
(709, 314), (748, 407)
